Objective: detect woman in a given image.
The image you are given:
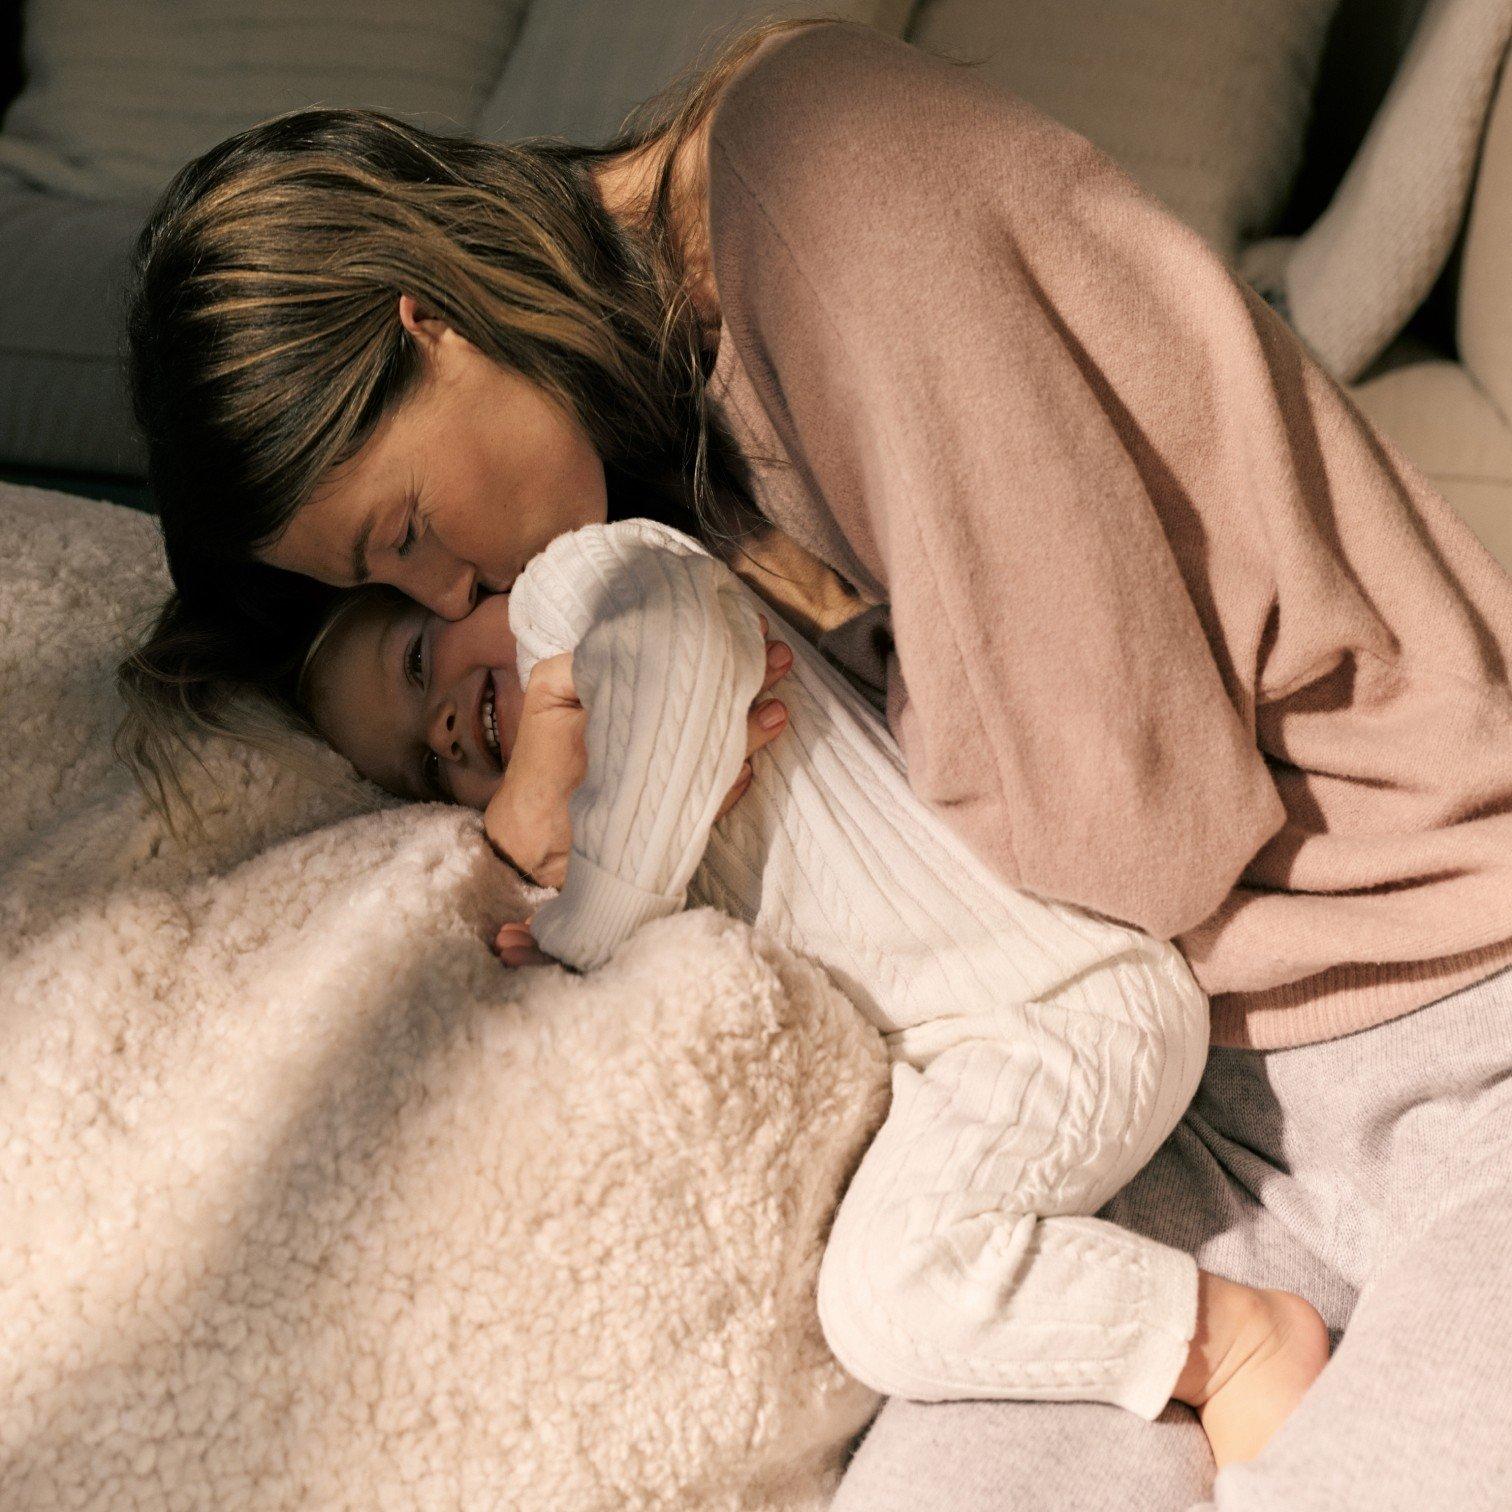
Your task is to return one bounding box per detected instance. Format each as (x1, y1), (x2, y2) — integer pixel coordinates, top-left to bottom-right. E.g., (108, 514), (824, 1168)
(119, 16), (1512, 1510)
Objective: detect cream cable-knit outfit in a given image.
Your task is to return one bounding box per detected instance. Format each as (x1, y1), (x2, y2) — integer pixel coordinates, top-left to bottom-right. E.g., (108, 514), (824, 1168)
(507, 517), (1209, 1421)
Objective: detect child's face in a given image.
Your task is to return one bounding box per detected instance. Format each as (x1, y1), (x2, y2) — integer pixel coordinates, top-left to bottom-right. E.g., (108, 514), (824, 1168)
(304, 587), (523, 810)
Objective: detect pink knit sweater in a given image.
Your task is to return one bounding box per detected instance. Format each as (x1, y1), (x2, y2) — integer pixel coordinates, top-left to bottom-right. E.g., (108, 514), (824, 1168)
(702, 21), (1512, 1051)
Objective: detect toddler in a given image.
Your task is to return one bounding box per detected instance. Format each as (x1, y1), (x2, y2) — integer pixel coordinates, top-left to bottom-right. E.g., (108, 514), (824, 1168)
(296, 516), (1329, 1467)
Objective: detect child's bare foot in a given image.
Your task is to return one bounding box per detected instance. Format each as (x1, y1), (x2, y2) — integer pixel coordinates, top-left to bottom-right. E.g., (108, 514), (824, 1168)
(1173, 1270), (1331, 1470)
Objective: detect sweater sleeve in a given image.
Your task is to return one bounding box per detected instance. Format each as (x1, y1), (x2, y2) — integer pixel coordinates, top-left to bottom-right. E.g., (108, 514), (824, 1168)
(704, 23), (1288, 942)
(506, 519), (769, 972)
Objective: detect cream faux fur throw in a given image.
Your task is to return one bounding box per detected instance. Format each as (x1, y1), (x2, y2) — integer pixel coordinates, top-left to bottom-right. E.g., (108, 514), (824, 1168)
(0, 483), (891, 1510)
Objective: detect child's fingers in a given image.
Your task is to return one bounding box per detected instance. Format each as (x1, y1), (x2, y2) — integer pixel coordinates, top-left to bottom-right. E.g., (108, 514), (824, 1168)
(494, 919), (534, 953)
(745, 696), (786, 760)
(525, 651), (581, 709)
(495, 917), (554, 968)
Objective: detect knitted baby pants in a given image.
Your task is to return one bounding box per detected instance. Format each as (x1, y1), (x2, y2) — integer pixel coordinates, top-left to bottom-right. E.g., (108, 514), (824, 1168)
(830, 961), (1512, 1512)
(816, 945), (1210, 1422)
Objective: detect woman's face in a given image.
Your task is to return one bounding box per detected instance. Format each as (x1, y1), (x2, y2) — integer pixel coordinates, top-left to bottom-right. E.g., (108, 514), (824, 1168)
(304, 586), (524, 811)
(259, 294), (608, 620)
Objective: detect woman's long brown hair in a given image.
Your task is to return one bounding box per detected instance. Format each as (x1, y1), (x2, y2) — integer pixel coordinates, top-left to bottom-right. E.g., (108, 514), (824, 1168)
(116, 13), (843, 836)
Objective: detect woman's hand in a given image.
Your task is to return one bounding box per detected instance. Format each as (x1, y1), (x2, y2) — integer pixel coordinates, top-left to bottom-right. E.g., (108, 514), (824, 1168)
(483, 614), (793, 889)
(713, 613), (794, 823)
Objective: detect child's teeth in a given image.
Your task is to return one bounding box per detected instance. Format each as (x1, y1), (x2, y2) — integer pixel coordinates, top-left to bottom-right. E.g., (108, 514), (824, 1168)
(483, 681), (500, 756)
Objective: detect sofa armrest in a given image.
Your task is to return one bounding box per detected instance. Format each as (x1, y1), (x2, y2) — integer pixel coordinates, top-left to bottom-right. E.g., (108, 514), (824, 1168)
(1459, 42), (1512, 428)
(1349, 336), (1512, 573)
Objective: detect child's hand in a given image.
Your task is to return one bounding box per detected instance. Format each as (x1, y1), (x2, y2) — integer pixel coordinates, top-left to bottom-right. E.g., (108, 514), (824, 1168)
(484, 653), (584, 889)
(494, 913), (556, 968)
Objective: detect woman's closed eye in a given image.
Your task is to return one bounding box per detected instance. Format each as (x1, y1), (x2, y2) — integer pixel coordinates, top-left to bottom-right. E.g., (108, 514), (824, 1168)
(395, 506), (421, 559)
(389, 484), (427, 564)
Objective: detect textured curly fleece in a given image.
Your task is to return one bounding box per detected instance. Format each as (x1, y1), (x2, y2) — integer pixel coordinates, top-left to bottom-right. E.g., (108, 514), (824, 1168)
(0, 484), (891, 1510)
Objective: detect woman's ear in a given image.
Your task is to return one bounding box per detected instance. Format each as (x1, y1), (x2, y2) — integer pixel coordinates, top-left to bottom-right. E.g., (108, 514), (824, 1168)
(398, 293), (480, 374)
(397, 292), (449, 345)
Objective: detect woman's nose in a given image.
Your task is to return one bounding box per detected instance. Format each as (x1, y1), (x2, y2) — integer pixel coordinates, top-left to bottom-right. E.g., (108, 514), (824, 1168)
(420, 556), (478, 621)
(444, 566), (479, 620)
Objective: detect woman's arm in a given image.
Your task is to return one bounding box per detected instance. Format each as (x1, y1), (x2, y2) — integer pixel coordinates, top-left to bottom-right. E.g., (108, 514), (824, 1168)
(704, 22), (1289, 942)
(506, 519), (769, 972)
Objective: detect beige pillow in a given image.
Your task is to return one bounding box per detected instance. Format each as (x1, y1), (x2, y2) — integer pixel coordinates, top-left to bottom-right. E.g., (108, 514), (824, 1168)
(908, 0), (1342, 262)
(0, 0), (531, 208)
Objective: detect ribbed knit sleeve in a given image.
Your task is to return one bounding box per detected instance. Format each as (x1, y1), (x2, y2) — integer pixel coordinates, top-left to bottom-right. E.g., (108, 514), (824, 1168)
(506, 519), (769, 972)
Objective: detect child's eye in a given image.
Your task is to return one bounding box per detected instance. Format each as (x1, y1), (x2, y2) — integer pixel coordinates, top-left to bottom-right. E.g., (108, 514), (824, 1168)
(405, 631), (424, 687)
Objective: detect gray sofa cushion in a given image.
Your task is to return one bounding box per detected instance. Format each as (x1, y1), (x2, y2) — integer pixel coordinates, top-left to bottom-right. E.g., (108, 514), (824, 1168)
(908, 0), (1343, 263)
(0, 0), (531, 209)
(0, 178), (145, 475)
(0, 0), (538, 481)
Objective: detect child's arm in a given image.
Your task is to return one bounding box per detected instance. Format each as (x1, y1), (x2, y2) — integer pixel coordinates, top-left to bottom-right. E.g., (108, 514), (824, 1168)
(506, 519), (769, 972)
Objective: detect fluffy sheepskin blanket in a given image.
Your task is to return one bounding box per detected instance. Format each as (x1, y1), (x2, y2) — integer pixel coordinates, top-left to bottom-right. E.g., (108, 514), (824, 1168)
(0, 484), (891, 1510)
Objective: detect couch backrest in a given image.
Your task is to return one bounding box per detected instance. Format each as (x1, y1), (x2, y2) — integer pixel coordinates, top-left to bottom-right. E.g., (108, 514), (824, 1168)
(0, 0), (1438, 222)
(1458, 47), (1512, 418)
